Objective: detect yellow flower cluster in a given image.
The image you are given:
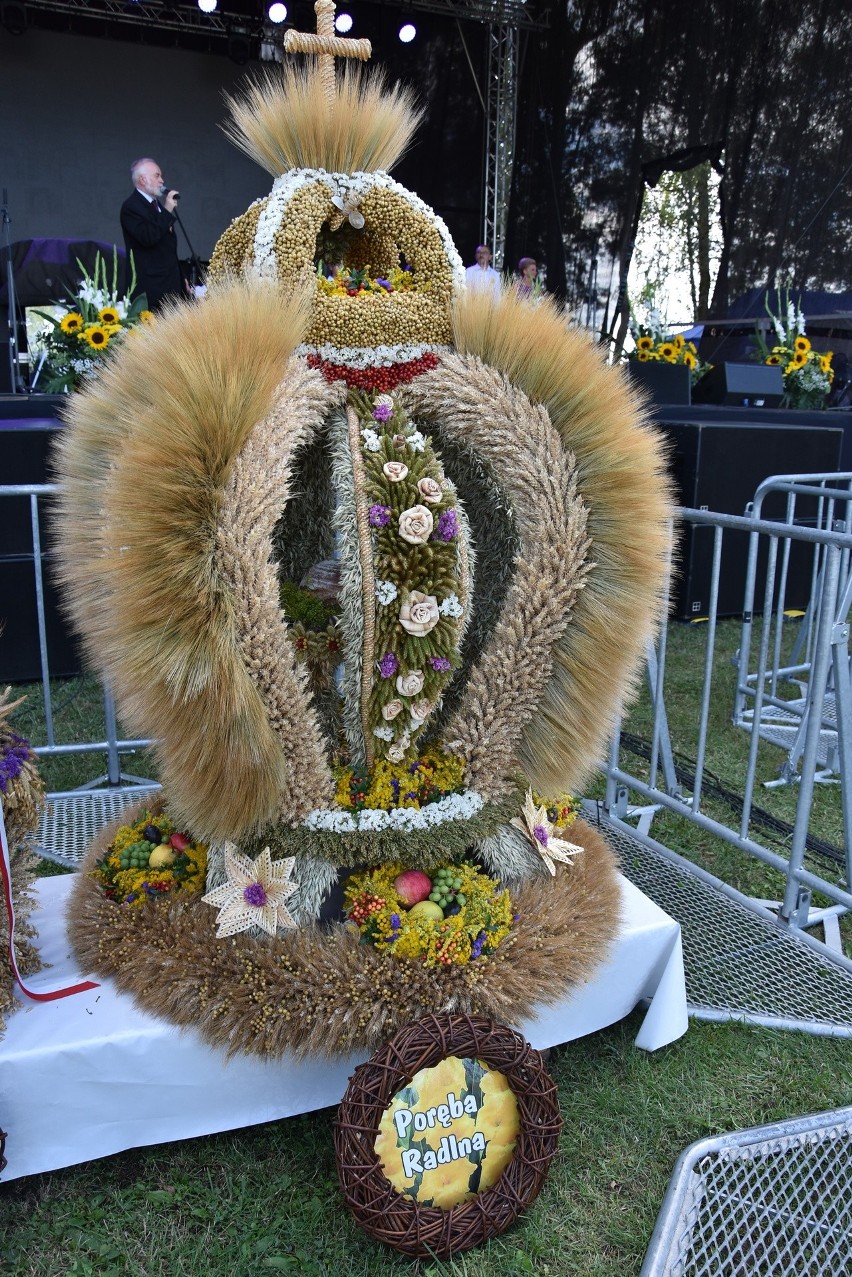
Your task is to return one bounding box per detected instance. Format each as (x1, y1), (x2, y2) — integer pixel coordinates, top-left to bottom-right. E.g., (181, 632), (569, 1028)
(316, 264), (419, 298)
(764, 335), (834, 380)
(94, 811), (207, 908)
(344, 861), (514, 967)
(335, 750), (466, 811)
(531, 789), (580, 830)
(634, 333), (699, 370)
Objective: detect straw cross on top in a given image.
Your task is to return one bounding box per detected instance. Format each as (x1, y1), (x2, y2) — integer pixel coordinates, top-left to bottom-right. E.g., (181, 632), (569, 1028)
(283, 0), (372, 102)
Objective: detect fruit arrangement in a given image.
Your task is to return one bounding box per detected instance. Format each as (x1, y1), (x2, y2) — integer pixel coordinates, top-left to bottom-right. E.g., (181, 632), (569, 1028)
(93, 809), (207, 907)
(344, 861), (514, 967)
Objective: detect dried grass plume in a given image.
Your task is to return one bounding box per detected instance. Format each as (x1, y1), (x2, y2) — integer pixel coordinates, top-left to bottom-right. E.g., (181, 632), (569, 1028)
(223, 63), (422, 176)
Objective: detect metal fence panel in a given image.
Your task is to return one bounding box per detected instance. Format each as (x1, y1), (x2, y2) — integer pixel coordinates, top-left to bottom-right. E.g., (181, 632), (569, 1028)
(641, 1107), (852, 1277)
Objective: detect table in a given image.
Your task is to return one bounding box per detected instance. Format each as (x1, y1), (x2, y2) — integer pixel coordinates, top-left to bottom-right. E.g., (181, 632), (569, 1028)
(1, 873), (687, 1182)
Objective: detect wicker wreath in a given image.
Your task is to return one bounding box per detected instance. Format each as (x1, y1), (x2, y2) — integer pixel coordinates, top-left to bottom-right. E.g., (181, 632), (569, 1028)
(334, 1013), (562, 1257)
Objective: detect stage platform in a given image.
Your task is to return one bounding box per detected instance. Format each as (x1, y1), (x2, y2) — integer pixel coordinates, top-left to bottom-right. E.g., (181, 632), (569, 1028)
(1, 872), (687, 1182)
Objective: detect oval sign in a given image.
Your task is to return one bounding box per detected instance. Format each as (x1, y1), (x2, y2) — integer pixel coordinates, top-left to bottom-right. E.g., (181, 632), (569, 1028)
(374, 1054), (520, 1209)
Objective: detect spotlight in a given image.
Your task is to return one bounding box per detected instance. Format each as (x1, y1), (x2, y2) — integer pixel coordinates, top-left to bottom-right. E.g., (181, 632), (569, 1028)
(1, 1), (27, 35)
(334, 11), (352, 31)
(398, 22), (416, 42)
(267, 2), (287, 21)
(197, 0), (217, 12)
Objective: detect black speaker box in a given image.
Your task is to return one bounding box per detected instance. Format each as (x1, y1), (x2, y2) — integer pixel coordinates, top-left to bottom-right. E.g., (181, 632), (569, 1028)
(660, 418), (844, 620)
(0, 407), (82, 681)
(692, 361), (784, 407)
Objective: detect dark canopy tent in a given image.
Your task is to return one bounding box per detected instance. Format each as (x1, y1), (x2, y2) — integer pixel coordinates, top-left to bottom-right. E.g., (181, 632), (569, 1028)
(507, 0), (852, 338)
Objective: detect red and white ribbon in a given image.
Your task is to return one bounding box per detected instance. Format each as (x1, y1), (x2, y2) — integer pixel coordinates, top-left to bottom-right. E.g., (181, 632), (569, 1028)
(0, 801), (98, 1002)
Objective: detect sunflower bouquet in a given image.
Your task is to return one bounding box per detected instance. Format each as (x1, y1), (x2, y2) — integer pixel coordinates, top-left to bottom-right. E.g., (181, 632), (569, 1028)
(32, 250), (153, 393)
(628, 312), (709, 381)
(755, 288), (834, 410)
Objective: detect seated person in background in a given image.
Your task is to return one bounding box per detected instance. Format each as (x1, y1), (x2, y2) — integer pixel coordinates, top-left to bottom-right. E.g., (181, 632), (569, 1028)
(465, 244), (501, 300)
(120, 158), (184, 311)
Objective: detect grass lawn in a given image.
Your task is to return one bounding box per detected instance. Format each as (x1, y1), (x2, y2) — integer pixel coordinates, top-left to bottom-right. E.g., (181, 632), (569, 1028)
(2, 618), (851, 1273)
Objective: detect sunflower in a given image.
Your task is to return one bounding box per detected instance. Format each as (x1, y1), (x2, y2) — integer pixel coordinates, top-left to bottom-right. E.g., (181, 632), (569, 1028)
(673, 334), (685, 350)
(98, 307), (120, 325)
(81, 325), (110, 350)
(687, 342), (698, 355)
(659, 342), (676, 361)
(60, 312), (84, 334)
(140, 310), (155, 325)
(794, 335), (811, 354)
(636, 336), (654, 351)
(792, 350), (807, 367)
(683, 351), (696, 370)
(820, 353), (833, 374)
(636, 350), (651, 361)
(765, 354), (782, 365)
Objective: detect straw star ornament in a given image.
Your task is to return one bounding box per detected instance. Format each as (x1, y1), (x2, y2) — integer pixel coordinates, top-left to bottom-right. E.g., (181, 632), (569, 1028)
(510, 790), (584, 876)
(202, 845), (299, 937)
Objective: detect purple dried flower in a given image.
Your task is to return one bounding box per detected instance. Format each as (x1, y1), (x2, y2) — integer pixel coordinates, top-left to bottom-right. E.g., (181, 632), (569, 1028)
(376, 279), (392, 292)
(533, 824), (549, 847)
(471, 931), (486, 959)
(0, 734), (30, 794)
(429, 656), (451, 673)
(368, 503), (391, 528)
(372, 402), (393, 422)
(378, 651), (399, 678)
(243, 882), (268, 907)
(433, 508), (459, 542)
(390, 913), (401, 930)
(391, 777), (401, 798)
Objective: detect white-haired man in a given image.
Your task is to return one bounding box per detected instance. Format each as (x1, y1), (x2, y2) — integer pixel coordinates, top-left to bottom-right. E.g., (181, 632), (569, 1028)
(120, 158), (183, 310)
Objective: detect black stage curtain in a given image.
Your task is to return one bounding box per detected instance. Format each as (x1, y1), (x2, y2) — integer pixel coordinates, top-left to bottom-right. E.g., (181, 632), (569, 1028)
(507, 0), (852, 334)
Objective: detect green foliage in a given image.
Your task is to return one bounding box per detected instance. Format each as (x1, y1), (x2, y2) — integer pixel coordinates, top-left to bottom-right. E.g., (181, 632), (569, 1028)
(279, 580), (339, 630)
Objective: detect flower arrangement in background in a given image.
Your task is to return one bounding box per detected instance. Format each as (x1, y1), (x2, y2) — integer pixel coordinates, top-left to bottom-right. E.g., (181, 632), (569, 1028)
(93, 808), (207, 907)
(344, 860), (514, 966)
(754, 287), (834, 410)
(627, 301), (710, 383)
(32, 250), (152, 393)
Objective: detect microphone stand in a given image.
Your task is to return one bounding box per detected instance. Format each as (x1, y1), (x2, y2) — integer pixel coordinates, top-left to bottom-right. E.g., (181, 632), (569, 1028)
(172, 203), (206, 288)
(1, 188), (26, 394)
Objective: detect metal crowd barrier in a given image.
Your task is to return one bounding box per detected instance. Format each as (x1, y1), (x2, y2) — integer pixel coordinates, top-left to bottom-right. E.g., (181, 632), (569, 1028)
(641, 1106), (852, 1277)
(0, 482), (158, 865)
(733, 472), (852, 790)
(603, 498), (852, 971)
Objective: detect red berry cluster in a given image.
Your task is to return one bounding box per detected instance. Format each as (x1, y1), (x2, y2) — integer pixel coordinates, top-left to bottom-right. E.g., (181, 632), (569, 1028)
(306, 352), (439, 392)
(348, 891), (386, 926)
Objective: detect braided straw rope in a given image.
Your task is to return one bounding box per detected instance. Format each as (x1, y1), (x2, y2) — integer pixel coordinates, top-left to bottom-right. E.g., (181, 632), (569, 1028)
(283, 0), (371, 104)
(346, 402), (378, 767)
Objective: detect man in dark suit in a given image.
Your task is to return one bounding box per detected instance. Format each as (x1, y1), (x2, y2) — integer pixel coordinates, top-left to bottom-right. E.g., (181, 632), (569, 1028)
(120, 158), (183, 311)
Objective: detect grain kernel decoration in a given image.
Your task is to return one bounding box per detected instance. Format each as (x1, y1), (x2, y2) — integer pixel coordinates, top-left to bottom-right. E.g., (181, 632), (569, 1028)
(207, 199), (267, 285)
(245, 169), (458, 348)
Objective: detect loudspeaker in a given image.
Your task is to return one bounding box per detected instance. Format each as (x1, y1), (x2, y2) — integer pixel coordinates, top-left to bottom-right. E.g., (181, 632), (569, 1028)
(693, 361), (784, 407)
(661, 419), (843, 620)
(0, 410), (82, 681)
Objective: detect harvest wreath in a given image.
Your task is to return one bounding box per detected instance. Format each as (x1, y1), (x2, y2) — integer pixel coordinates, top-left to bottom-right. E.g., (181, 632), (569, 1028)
(54, 4), (673, 1062)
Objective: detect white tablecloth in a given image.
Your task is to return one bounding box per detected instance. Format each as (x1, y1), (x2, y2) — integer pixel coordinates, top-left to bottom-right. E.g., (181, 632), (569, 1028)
(1, 873), (687, 1181)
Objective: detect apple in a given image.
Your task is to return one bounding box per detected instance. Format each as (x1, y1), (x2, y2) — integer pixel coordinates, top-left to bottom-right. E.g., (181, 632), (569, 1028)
(394, 869), (433, 907)
(169, 832), (191, 852)
(409, 900), (444, 921)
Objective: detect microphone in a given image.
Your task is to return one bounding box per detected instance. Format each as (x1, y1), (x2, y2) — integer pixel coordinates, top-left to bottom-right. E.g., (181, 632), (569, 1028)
(170, 191), (180, 202)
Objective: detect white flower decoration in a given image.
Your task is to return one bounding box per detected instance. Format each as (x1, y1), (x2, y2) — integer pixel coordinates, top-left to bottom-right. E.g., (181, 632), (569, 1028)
(375, 579), (399, 606)
(407, 431), (426, 453)
(361, 428), (382, 453)
(373, 725), (394, 741)
(439, 593), (464, 618)
(202, 845), (299, 937)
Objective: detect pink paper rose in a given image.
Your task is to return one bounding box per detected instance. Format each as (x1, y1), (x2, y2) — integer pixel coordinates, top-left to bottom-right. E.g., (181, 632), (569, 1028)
(399, 591), (440, 637)
(398, 504), (434, 545)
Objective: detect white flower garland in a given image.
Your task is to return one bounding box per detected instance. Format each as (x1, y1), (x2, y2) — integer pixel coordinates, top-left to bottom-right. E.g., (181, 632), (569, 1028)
(302, 789), (484, 833)
(297, 341), (448, 369)
(250, 167), (466, 289)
